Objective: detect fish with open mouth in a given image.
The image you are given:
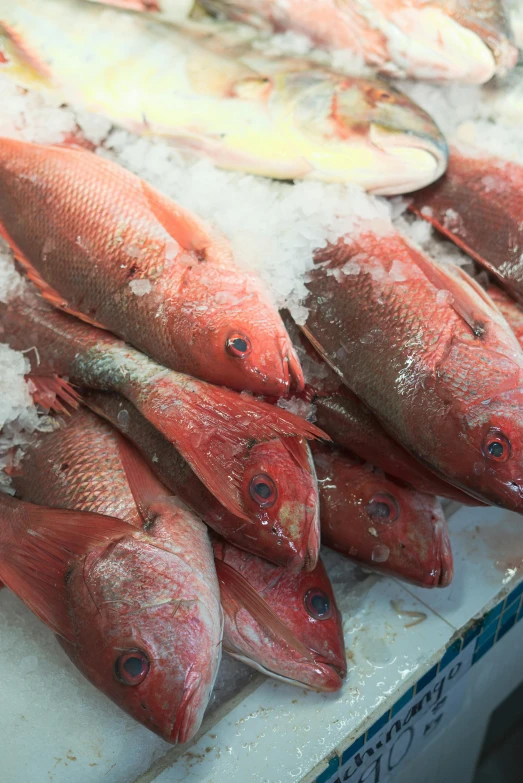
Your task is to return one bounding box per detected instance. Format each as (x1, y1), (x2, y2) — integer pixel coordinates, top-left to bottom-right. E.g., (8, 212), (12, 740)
(0, 0), (448, 194)
(0, 462), (222, 743)
(313, 443), (453, 588)
(0, 137), (303, 396)
(410, 149), (523, 306)
(302, 223), (523, 513)
(213, 536), (346, 689)
(0, 292), (324, 525)
(79, 388), (321, 571)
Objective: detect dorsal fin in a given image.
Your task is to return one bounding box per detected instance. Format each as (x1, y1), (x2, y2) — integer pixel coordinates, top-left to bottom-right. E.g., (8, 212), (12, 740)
(215, 558), (315, 662)
(140, 180), (235, 267)
(116, 432), (171, 528)
(0, 497), (132, 642)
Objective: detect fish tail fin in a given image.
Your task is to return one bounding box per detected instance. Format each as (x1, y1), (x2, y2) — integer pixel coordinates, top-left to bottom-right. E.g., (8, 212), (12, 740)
(215, 558), (315, 662)
(136, 378), (326, 520)
(0, 497), (132, 642)
(27, 373), (81, 414)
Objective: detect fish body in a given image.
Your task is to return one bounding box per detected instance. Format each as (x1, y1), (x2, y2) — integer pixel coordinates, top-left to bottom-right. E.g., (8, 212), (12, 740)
(0, 482), (221, 743)
(213, 537), (346, 689)
(201, 0), (516, 83)
(0, 0), (448, 194)
(302, 226), (523, 513)
(80, 389), (320, 571)
(0, 293), (323, 529)
(0, 137), (302, 396)
(313, 443), (453, 587)
(411, 150), (523, 305)
(486, 283), (523, 347)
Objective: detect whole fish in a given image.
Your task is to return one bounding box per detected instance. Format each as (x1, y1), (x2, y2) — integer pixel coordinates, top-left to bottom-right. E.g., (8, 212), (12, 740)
(0, 293), (323, 525)
(410, 149), (523, 305)
(200, 0), (517, 83)
(302, 225), (523, 512)
(0, 0), (448, 194)
(64, 389), (321, 571)
(313, 443), (453, 587)
(0, 485), (222, 743)
(0, 138), (303, 397)
(213, 537), (346, 689)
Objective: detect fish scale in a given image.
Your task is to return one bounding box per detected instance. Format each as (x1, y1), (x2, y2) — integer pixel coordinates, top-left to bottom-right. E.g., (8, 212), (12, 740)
(302, 227), (523, 512)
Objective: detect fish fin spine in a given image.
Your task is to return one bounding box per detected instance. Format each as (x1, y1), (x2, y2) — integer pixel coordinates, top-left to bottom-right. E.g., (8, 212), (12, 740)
(116, 432), (171, 526)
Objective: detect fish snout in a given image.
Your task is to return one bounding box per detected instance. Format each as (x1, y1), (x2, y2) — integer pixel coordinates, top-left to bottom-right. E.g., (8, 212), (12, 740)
(369, 122), (449, 195)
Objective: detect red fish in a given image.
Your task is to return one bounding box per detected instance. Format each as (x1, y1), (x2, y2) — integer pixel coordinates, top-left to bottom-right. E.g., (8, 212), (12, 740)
(0, 138), (303, 396)
(0, 479), (222, 743)
(486, 282), (523, 347)
(76, 389), (320, 571)
(313, 443), (453, 587)
(0, 293), (323, 526)
(410, 149), (523, 305)
(213, 537), (346, 690)
(302, 226), (523, 512)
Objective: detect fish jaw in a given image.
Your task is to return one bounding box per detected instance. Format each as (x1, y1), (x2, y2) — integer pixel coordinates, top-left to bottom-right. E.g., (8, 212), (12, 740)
(227, 650), (345, 692)
(434, 515), (454, 588)
(168, 668), (208, 745)
(367, 123), (448, 196)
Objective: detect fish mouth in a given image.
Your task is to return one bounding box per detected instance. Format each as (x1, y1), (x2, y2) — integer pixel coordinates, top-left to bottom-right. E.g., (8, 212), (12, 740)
(279, 338), (305, 397)
(303, 456), (321, 572)
(168, 668), (205, 745)
(368, 123), (448, 195)
(434, 519), (454, 588)
(228, 652), (345, 692)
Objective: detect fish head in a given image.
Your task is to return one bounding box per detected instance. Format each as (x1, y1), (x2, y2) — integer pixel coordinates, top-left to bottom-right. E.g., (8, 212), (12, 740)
(217, 544), (346, 691)
(182, 265), (304, 395)
(275, 72), (448, 194)
(62, 534), (221, 744)
(433, 0), (518, 78)
(436, 385), (523, 512)
(315, 446), (453, 587)
(239, 436), (320, 572)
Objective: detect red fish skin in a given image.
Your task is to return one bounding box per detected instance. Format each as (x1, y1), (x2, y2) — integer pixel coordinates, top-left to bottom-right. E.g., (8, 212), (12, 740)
(10, 407), (222, 744)
(0, 138), (303, 396)
(314, 392), (483, 506)
(303, 227), (523, 513)
(0, 293), (323, 523)
(81, 389), (321, 572)
(313, 443), (453, 588)
(410, 149), (523, 304)
(486, 283), (523, 348)
(213, 537), (346, 690)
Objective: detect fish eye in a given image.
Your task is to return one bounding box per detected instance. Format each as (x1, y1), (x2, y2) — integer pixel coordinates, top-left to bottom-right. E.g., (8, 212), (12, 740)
(304, 588), (332, 620)
(366, 493), (400, 522)
(482, 430), (511, 463)
(249, 474), (277, 508)
(226, 333), (252, 358)
(114, 649), (150, 686)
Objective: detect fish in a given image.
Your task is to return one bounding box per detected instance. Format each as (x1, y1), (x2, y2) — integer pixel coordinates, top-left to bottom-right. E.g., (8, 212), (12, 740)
(200, 0), (517, 83)
(0, 292), (324, 525)
(0, 0), (448, 194)
(0, 481), (222, 743)
(0, 137), (303, 397)
(213, 536), (346, 689)
(73, 388), (321, 571)
(410, 149), (523, 305)
(301, 224), (523, 513)
(314, 390), (483, 506)
(285, 311), (482, 504)
(313, 443), (453, 587)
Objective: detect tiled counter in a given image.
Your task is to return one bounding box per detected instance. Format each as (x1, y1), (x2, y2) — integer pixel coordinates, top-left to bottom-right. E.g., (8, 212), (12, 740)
(1, 504), (522, 783)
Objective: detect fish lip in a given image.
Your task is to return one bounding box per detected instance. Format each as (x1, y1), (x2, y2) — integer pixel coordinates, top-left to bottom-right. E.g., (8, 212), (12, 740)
(278, 338), (305, 397)
(303, 455), (321, 572)
(369, 123), (449, 195)
(168, 668), (204, 744)
(434, 519), (454, 588)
